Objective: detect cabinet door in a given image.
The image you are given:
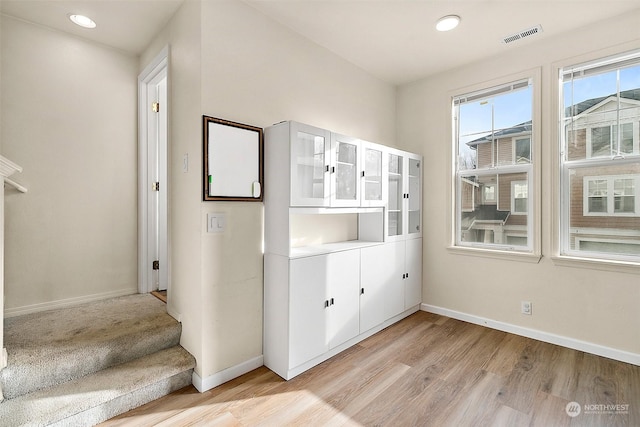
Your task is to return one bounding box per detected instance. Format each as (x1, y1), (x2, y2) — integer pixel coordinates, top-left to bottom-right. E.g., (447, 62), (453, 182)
(327, 250), (361, 348)
(331, 134), (360, 207)
(360, 244), (394, 332)
(406, 155), (422, 237)
(361, 142), (386, 207)
(404, 238), (422, 309)
(386, 241), (406, 319)
(386, 150), (405, 240)
(289, 256), (329, 367)
(290, 123), (330, 207)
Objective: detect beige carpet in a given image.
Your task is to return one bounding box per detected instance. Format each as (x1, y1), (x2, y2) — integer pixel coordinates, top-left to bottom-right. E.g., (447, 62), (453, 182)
(0, 294), (195, 426)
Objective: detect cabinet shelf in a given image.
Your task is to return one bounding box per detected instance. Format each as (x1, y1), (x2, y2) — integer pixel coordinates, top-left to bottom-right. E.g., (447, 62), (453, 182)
(290, 206), (383, 215)
(290, 240), (383, 259)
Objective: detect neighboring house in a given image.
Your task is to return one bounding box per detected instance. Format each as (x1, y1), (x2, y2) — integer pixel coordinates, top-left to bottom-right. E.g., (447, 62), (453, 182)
(461, 89), (640, 254)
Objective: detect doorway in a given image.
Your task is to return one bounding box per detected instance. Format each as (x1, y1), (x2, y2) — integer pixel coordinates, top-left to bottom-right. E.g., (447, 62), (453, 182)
(138, 47), (169, 294)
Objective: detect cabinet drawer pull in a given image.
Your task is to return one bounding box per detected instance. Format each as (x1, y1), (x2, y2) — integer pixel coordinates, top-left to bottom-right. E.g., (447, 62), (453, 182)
(330, 298), (335, 305)
(324, 300), (329, 308)
(402, 273), (406, 279)
(360, 288), (365, 295)
(325, 165), (330, 173)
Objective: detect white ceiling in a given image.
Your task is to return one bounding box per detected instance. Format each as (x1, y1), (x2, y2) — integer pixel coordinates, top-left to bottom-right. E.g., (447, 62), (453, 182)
(0, 0), (184, 55)
(2, 1), (639, 85)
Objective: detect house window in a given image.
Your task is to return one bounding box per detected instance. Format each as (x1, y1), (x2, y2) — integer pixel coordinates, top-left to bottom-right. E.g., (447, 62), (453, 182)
(583, 175), (639, 216)
(514, 137), (531, 164)
(560, 50), (640, 262)
(482, 183), (496, 203)
(511, 181), (528, 214)
(453, 77), (534, 251)
(588, 123), (634, 158)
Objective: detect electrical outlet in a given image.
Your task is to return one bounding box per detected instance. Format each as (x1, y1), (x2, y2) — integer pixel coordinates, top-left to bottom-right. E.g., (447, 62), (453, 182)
(521, 301), (532, 315)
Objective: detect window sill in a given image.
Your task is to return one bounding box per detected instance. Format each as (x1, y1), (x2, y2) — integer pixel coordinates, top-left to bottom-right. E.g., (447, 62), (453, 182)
(551, 255), (640, 274)
(447, 245), (542, 263)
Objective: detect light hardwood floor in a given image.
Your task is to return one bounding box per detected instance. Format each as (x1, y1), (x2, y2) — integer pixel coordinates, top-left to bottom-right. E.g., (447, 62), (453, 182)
(102, 311), (640, 426)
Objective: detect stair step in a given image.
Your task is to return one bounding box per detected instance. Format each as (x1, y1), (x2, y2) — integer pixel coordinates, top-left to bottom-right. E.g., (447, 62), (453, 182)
(0, 345), (195, 427)
(1, 294), (181, 400)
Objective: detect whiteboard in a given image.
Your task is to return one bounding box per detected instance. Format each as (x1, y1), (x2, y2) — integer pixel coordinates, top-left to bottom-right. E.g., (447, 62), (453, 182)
(203, 116), (263, 201)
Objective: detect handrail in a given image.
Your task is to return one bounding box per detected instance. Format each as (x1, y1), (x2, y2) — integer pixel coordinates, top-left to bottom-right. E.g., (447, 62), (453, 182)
(4, 178), (27, 193)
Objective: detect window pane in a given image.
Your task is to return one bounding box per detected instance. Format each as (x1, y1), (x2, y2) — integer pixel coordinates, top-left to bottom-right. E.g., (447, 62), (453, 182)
(616, 123), (634, 154)
(483, 184), (496, 203)
(561, 53), (640, 261)
(614, 178), (635, 213)
(567, 164), (640, 256)
(458, 172), (529, 247)
(457, 82), (532, 171)
(587, 178), (608, 213)
(515, 138), (531, 163)
(455, 78), (533, 251)
(591, 126), (612, 158)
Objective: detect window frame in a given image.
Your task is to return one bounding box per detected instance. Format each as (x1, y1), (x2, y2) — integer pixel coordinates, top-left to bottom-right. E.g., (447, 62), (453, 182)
(557, 48), (640, 267)
(448, 68), (541, 261)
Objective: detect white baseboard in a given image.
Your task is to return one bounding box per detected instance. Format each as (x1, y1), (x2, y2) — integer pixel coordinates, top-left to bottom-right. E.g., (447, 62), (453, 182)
(4, 288), (136, 318)
(192, 355), (264, 393)
(421, 304), (640, 366)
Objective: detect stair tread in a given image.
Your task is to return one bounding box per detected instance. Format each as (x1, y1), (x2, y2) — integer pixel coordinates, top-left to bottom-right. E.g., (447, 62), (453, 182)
(1, 294), (181, 400)
(0, 345), (195, 427)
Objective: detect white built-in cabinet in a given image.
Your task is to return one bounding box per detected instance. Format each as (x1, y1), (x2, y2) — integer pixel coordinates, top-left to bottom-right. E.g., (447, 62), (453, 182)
(264, 121), (422, 380)
(289, 250), (360, 368)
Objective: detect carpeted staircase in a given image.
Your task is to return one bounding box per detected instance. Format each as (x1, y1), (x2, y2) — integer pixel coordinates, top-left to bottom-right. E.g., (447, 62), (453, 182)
(0, 294), (196, 426)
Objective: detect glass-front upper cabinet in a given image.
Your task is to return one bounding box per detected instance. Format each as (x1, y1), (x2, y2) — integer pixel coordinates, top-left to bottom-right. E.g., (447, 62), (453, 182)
(407, 156), (422, 236)
(290, 123), (331, 207)
(386, 149), (423, 240)
(361, 142), (386, 207)
(387, 151), (404, 238)
(330, 134), (360, 207)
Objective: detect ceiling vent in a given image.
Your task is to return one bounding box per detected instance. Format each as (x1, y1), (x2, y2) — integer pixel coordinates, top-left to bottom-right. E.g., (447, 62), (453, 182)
(502, 25), (543, 44)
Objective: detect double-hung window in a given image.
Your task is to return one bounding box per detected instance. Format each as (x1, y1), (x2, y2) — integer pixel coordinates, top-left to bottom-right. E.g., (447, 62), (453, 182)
(560, 51), (640, 260)
(453, 77), (535, 252)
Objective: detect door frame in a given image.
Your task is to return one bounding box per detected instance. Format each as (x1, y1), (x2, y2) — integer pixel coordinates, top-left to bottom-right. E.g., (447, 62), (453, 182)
(138, 46), (169, 294)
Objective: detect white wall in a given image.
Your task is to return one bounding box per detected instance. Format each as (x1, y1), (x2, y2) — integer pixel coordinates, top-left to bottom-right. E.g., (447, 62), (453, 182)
(397, 10), (640, 357)
(1, 16), (139, 314)
(198, 0), (395, 379)
(141, 0), (396, 382)
(140, 0), (205, 376)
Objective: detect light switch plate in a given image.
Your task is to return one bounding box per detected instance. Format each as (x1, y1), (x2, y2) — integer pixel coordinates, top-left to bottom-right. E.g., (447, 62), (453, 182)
(207, 213), (226, 233)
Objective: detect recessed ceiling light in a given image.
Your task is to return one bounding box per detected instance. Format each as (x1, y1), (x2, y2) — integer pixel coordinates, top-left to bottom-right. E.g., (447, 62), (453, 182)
(436, 15), (460, 32)
(68, 14), (96, 29)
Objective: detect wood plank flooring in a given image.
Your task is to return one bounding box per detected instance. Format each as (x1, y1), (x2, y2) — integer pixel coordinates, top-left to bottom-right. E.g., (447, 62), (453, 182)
(101, 311), (639, 426)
